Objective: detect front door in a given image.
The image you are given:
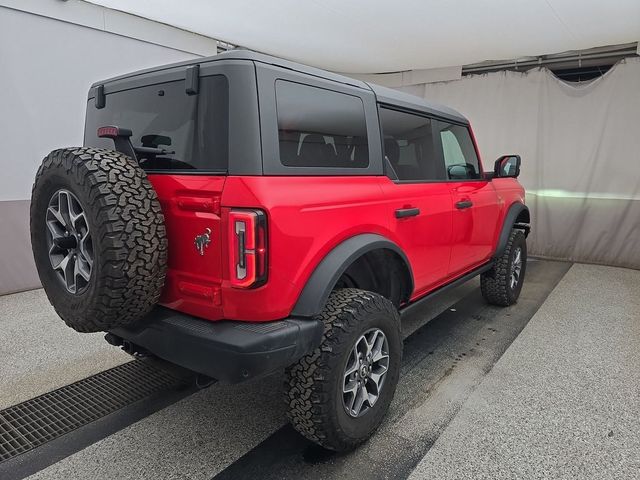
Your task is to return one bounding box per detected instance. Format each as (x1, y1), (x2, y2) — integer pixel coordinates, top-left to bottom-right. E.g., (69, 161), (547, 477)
(434, 121), (501, 275)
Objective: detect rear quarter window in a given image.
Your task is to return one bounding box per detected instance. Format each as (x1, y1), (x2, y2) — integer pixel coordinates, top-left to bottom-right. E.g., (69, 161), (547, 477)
(84, 75), (229, 173)
(275, 80), (369, 168)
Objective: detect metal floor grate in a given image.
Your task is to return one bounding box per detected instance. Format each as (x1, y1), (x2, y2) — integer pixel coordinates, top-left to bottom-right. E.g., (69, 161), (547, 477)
(0, 360), (182, 463)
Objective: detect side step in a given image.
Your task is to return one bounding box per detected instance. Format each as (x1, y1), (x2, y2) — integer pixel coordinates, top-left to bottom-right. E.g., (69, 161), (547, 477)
(400, 262), (493, 318)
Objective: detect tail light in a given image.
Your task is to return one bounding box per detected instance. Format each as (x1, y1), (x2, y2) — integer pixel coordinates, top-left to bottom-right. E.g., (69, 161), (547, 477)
(228, 209), (267, 288)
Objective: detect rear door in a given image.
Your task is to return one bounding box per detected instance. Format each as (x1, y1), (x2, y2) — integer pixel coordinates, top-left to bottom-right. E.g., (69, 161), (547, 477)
(84, 71), (231, 320)
(434, 121), (501, 275)
(378, 106), (453, 297)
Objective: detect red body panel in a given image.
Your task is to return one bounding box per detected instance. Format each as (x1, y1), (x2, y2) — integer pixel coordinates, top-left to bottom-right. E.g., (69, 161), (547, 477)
(148, 171), (525, 323)
(448, 180), (502, 276)
(378, 179), (453, 297)
(147, 174), (226, 320)
(220, 176), (393, 321)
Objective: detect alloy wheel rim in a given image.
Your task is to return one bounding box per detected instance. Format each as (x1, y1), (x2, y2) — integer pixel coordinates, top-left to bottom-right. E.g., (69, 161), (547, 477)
(342, 328), (390, 418)
(45, 189), (93, 294)
(510, 247), (522, 290)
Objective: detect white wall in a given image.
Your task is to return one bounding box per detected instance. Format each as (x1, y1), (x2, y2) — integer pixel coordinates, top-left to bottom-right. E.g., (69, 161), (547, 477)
(0, 2), (214, 294)
(0, 2), (216, 201)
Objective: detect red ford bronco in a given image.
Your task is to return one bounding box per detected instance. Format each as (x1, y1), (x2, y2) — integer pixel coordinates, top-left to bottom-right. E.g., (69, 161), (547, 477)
(30, 50), (530, 451)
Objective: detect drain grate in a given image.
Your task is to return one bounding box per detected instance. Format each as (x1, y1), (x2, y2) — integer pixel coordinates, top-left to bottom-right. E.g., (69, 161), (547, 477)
(0, 360), (182, 463)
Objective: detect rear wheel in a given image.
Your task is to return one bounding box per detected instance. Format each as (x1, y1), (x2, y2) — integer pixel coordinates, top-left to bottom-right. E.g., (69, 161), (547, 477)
(481, 229), (527, 306)
(285, 289), (402, 451)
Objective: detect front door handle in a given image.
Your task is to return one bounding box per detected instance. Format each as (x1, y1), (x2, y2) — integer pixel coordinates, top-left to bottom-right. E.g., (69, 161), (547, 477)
(395, 207), (420, 219)
(455, 200), (473, 210)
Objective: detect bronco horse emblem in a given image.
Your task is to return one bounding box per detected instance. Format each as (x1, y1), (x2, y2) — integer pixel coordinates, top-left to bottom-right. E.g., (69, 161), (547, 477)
(194, 228), (212, 256)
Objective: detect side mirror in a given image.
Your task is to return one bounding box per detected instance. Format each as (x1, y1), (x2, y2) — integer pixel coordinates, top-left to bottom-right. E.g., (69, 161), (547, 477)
(494, 155), (521, 178)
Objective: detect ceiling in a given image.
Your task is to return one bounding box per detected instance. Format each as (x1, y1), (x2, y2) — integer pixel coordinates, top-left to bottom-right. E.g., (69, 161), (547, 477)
(87, 0), (640, 73)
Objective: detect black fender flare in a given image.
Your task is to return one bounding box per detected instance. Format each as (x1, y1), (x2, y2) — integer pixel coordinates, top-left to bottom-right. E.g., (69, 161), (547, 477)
(291, 233), (414, 318)
(494, 203), (530, 258)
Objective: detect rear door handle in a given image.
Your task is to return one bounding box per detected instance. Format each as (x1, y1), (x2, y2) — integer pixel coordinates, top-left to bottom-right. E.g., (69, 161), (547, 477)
(455, 200), (473, 210)
(395, 207), (420, 219)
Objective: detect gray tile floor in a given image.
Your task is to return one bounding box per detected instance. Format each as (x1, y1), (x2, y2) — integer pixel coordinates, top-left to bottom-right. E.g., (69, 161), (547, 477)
(410, 263), (640, 479)
(2, 262), (638, 479)
(0, 289), (128, 409)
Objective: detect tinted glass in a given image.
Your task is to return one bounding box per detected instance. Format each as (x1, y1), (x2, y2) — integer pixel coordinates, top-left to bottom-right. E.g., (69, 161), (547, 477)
(379, 107), (444, 181)
(436, 122), (480, 180)
(84, 75), (229, 172)
(276, 80), (368, 168)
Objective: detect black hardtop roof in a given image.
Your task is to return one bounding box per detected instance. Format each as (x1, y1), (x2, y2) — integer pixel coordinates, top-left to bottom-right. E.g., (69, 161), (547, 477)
(368, 83), (467, 123)
(91, 49), (468, 124)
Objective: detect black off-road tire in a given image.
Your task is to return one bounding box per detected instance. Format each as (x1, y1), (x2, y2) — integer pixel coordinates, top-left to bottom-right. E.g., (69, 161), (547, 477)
(285, 288), (402, 452)
(481, 229), (527, 306)
(30, 147), (167, 332)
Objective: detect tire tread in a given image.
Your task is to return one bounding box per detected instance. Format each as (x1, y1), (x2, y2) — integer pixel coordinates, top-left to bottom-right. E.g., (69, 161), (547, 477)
(30, 147), (167, 332)
(284, 288), (400, 451)
(481, 229), (525, 306)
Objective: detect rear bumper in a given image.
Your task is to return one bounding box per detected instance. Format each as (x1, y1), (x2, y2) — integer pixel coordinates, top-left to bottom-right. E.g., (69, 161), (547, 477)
(108, 307), (324, 383)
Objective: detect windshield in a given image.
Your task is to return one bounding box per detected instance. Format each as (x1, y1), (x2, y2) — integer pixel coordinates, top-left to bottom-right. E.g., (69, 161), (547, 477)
(84, 75), (228, 172)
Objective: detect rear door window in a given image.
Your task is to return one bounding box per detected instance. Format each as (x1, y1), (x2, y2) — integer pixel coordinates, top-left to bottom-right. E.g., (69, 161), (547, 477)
(84, 75), (229, 172)
(275, 80), (368, 168)
(379, 107), (445, 182)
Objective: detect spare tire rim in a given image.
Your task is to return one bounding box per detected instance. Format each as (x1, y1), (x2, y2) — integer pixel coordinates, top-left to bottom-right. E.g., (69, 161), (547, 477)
(511, 246), (522, 290)
(46, 189), (94, 294)
(342, 328), (390, 418)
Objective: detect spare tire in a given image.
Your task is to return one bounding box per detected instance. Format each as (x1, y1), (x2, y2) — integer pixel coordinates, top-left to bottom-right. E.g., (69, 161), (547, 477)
(30, 147), (168, 332)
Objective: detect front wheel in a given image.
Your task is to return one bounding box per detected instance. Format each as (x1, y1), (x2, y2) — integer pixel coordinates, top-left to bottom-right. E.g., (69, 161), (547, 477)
(285, 289), (402, 452)
(481, 228), (527, 306)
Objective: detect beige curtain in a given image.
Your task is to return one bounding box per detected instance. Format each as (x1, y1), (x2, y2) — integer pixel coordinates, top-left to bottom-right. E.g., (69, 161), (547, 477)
(398, 58), (640, 269)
